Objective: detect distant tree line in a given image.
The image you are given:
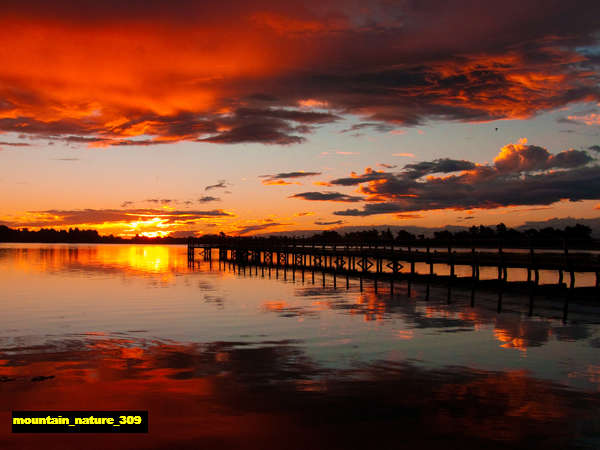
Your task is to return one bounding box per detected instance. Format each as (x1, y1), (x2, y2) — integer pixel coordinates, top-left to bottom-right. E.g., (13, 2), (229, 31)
(207, 223), (597, 249)
(0, 223), (596, 249)
(0, 225), (188, 244)
(431, 223), (594, 245)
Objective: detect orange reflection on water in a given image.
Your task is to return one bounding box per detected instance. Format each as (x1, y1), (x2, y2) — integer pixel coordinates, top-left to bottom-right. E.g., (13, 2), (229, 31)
(494, 329), (528, 352)
(395, 330), (414, 340)
(2, 244), (189, 283)
(124, 245), (171, 273)
(457, 310), (485, 331)
(262, 300), (289, 312)
(351, 292), (387, 322)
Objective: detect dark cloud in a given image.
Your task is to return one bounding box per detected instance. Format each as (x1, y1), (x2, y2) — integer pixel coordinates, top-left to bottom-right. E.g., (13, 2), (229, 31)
(328, 143), (600, 215)
(145, 198), (175, 205)
(340, 122), (394, 134)
(108, 139), (177, 147)
(247, 93), (279, 102)
(121, 198), (210, 207)
(0, 141), (30, 147)
(198, 196), (220, 203)
(199, 108), (339, 145)
(494, 143), (593, 173)
(261, 171), (322, 180)
(205, 180), (230, 191)
(314, 219), (344, 225)
(289, 191), (364, 202)
(235, 222), (285, 235)
(403, 159), (477, 178)
(549, 149), (594, 168)
(236, 108), (338, 124)
(0, 1), (599, 146)
(200, 122), (303, 145)
(329, 169), (391, 186)
(260, 171), (322, 185)
(335, 203), (412, 216)
(167, 230), (198, 238)
(59, 135), (111, 145)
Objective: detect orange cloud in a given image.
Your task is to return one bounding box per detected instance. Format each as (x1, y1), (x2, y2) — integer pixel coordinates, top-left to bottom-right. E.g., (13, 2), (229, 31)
(566, 112), (600, 126)
(1, 208), (235, 237)
(327, 141), (598, 216)
(262, 179), (299, 185)
(298, 99), (329, 108)
(396, 214), (423, 219)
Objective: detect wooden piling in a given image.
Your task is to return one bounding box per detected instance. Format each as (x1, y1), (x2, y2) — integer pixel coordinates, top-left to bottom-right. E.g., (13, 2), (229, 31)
(187, 238), (599, 308)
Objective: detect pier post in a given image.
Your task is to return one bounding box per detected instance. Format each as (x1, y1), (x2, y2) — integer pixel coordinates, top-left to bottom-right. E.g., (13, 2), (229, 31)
(447, 244), (453, 303)
(408, 246), (414, 296)
(497, 242), (505, 312)
(470, 247), (477, 307)
(558, 270), (563, 286)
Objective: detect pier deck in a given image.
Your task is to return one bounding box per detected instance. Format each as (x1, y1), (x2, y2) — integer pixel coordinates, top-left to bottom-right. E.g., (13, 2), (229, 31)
(187, 239), (600, 321)
(188, 239), (600, 282)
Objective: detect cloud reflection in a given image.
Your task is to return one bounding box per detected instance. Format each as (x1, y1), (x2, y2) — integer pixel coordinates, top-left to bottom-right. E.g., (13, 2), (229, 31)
(1, 334), (599, 449)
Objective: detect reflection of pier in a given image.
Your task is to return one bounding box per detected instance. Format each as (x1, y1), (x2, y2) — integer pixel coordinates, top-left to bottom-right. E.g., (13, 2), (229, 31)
(187, 239), (600, 319)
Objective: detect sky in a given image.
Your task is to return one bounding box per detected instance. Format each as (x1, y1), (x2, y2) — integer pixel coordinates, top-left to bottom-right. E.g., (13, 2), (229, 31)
(1, 0), (600, 237)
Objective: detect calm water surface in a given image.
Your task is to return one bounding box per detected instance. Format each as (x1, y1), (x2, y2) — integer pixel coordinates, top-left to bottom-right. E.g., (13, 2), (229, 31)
(1, 244), (599, 449)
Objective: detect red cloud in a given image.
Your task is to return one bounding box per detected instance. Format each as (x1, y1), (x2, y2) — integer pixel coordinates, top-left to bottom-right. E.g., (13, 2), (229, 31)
(0, 1), (599, 146)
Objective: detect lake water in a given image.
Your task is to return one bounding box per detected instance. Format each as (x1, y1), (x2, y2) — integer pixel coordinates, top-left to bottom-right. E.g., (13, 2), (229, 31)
(1, 243), (599, 449)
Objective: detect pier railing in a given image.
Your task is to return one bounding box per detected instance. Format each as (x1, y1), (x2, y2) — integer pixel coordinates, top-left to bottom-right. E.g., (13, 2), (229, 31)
(187, 237), (600, 287)
(187, 237), (599, 322)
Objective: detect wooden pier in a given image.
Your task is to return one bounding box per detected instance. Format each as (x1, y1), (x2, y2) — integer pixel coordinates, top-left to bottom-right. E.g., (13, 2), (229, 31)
(187, 238), (600, 319)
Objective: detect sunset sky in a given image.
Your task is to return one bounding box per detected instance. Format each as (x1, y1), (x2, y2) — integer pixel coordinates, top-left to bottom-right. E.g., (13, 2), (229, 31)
(1, 0), (600, 237)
